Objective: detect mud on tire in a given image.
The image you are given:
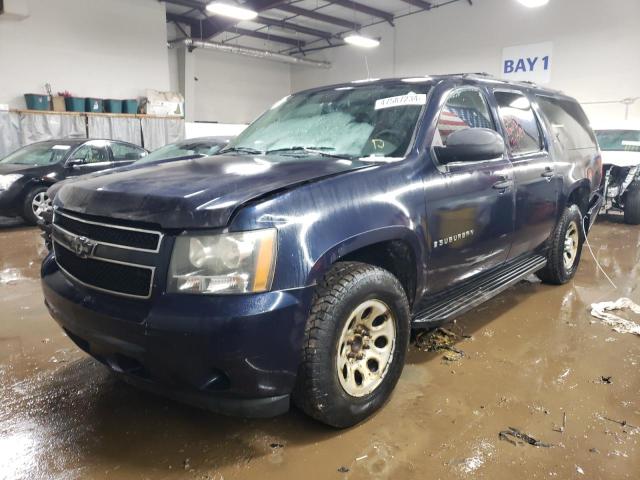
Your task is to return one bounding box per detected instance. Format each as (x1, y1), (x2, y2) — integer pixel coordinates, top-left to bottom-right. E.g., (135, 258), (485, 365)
(293, 262), (410, 428)
(536, 204), (584, 285)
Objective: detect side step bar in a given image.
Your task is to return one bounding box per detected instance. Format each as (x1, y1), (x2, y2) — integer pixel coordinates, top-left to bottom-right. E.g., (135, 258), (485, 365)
(412, 254), (547, 326)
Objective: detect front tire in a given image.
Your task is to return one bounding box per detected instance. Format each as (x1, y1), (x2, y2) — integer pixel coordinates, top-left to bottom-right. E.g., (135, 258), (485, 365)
(536, 204), (584, 284)
(22, 186), (50, 226)
(623, 184), (640, 225)
(293, 262), (410, 428)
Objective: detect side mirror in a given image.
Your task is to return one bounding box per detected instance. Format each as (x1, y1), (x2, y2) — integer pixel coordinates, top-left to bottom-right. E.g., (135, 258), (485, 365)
(435, 128), (505, 164)
(66, 159), (85, 168)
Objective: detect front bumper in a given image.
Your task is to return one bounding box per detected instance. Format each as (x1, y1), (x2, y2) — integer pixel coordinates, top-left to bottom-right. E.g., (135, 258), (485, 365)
(41, 254), (314, 418)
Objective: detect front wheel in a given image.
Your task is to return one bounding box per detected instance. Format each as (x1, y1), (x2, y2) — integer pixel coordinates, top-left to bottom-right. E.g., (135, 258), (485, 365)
(536, 204), (584, 284)
(623, 184), (640, 225)
(22, 186), (51, 226)
(293, 262), (410, 428)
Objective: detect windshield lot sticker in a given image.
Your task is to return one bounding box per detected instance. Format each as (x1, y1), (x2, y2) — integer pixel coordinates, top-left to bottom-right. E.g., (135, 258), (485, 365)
(375, 93), (426, 110)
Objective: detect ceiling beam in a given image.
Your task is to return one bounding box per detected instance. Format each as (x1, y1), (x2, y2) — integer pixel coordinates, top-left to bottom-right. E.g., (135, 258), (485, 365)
(329, 0), (395, 26)
(225, 27), (306, 47)
(276, 4), (362, 30)
(254, 15), (334, 39)
(400, 0), (433, 9)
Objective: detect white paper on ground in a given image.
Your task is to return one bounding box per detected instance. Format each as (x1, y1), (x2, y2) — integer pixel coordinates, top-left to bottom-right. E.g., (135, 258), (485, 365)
(589, 298), (640, 336)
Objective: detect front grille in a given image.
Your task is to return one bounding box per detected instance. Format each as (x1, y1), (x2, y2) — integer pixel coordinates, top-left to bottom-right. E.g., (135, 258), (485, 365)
(54, 242), (153, 298)
(52, 210), (162, 299)
(55, 211), (161, 251)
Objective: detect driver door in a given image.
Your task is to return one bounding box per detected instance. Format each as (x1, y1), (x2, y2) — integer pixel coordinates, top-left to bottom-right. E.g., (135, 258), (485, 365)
(425, 87), (515, 292)
(65, 141), (111, 177)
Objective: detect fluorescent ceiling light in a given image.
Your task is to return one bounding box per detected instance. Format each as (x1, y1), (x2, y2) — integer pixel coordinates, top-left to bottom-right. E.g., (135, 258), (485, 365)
(206, 2), (258, 20)
(344, 34), (380, 48)
(516, 0), (549, 7)
(351, 78), (380, 84)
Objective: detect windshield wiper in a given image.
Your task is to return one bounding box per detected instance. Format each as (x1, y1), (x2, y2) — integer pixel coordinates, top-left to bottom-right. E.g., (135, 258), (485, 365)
(219, 146), (264, 155)
(265, 146), (355, 160)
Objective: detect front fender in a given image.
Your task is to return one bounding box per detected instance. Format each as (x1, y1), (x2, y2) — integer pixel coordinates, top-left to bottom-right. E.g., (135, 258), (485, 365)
(306, 225), (423, 288)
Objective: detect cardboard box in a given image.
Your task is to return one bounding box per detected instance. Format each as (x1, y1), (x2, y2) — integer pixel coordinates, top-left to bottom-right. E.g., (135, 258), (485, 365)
(52, 96), (66, 112)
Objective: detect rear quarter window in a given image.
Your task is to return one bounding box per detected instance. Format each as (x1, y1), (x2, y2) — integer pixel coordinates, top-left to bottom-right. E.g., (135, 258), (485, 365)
(536, 96), (597, 150)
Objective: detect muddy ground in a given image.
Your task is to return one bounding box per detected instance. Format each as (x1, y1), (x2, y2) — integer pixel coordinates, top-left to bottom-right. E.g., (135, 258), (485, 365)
(1, 216), (639, 480)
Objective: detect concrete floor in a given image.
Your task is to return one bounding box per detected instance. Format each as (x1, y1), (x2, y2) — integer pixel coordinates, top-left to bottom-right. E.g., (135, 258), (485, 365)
(1, 216), (639, 480)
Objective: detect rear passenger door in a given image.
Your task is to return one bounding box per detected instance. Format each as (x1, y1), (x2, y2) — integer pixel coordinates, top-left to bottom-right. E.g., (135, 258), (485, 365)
(492, 90), (559, 260)
(109, 142), (147, 167)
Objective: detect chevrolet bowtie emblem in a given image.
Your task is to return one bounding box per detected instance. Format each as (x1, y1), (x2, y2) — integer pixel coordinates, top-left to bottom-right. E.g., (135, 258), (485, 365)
(70, 236), (96, 259)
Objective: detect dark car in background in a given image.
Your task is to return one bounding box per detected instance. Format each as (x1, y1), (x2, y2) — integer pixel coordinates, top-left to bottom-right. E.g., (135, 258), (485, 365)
(0, 139), (147, 224)
(42, 75), (602, 427)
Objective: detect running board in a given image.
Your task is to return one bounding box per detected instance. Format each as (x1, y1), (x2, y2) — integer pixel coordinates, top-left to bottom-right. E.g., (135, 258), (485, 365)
(412, 255), (547, 326)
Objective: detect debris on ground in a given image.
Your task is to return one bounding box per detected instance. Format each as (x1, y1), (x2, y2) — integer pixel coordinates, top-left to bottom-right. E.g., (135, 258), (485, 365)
(269, 443), (284, 449)
(337, 466), (350, 473)
(589, 298), (640, 335)
(576, 465), (585, 475)
(595, 376), (613, 384)
(415, 327), (466, 361)
(355, 455), (368, 461)
(183, 458), (191, 470)
(498, 427), (554, 447)
(552, 412), (567, 433)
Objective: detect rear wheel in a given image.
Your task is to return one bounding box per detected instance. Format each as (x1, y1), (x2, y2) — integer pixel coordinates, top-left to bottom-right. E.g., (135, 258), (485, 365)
(22, 186), (50, 226)
(623, 184), (640, 225)
(536, 204), (584, 284)
(293, 262), (410, 428)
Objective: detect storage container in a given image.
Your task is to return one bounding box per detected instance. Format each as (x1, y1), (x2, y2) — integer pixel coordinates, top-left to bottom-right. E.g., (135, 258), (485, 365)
(85, 98), (104, 113)
(65, 97), (85, 112)
(104, 99), (123, 113)
(24, 94), (51, 111)
(122, 99), (139, 114)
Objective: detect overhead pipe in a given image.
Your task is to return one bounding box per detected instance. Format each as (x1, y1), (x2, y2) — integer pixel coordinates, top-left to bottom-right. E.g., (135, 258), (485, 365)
(169, 38), (331, 69)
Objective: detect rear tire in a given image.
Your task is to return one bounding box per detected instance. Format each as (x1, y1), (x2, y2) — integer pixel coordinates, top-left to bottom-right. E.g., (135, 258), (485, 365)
(293, 262), (410, 428)
(22, 186), (50, 226)
(623, 184), (640, 225)
(536, 204), (584, 285)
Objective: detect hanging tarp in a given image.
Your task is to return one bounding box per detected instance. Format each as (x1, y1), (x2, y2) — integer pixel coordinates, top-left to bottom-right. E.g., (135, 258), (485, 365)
(19, 112), (86, 145)
(87, 116), (142, 146)
(140, 117), (185, 151)
(0, 112), (22, 158)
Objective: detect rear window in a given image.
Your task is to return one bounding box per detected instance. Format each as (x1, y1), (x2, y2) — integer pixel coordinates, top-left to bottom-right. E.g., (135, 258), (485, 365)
(536, 96), (597, 150)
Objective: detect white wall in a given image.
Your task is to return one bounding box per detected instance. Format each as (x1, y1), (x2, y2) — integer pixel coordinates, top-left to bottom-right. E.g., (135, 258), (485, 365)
(291, 0), (640, 123)
(0, 0), (170, 108)
(190, 49), (291, 124)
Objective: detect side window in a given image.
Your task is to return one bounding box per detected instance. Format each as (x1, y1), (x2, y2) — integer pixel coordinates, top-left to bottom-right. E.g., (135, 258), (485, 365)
(494, 91), (543, 155)
(111, 142), (146, 161)
(435, 89), (495, 146)
(72, 145), (109, 164)
(536, 96), (597, 150)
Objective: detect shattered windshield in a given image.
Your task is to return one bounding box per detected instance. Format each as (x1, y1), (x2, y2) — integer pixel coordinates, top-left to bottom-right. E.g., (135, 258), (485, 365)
(222, 82), (430, 160)
(596, 130), (640, 152)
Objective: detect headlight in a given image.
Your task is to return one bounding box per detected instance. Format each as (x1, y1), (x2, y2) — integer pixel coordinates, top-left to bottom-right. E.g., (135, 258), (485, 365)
(168, 229), (277, 294)
(0, 174), (23, 191)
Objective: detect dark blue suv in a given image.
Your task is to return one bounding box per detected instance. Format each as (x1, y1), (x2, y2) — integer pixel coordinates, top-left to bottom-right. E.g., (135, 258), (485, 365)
(42, 74), (603, 427)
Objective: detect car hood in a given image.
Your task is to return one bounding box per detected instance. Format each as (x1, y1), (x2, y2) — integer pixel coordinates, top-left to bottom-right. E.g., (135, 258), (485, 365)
(601, 151), (640, 168)
(0, 163), (53, 176)
(55, 154), (373, 229)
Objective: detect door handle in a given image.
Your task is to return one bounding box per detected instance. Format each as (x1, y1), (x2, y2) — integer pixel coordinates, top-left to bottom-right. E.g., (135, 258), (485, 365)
(492, 178), (511, 190)
(541, 166), (554, 179)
